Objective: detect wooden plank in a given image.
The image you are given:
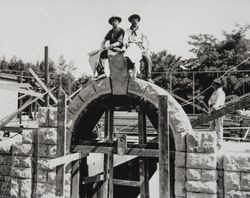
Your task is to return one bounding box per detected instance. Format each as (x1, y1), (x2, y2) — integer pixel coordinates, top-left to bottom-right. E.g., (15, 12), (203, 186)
(73, 145), (159, 157)
(0, 87), (56, 129)
(158, 95), (170, 198)
(192, 92), (250, 127)
(17, 88), (43, 98)
(113, 179), (141, 187)
(138, 104), (149, 198)
(43, 153), (82, 169)
(28, 67), (58, 104)
(71, 160), (80, 198)
(44, 46), (49, 106)
(56, 89), (66, 196)
(108, 107), (114, 198)
(82, 175), (104, 184)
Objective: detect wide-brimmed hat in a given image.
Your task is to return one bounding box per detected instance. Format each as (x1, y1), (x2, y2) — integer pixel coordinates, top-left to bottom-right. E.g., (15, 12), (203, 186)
(213, 78), (222, 86)
(128, 14), (141, 22)
(108, 16), (122, 24)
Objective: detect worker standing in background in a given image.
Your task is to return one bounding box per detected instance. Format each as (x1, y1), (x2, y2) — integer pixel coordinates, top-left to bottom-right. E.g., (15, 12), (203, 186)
(208, 78), (226, 149)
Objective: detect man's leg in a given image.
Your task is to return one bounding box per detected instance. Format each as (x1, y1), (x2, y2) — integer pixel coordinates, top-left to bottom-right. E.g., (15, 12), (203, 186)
(142, 53), (153, 82)
(96, 50), (108, 78)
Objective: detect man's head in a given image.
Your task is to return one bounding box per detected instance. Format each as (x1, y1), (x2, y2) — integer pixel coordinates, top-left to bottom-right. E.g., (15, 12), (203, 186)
(212, 78), (223, 89)
(108, 16), (122, 27)
(128, 14), (141, 27)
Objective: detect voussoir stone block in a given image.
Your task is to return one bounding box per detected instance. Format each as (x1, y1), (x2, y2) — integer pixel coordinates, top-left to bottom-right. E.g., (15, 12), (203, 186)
(187, 131), (217, 153)
(22, 129), (35, 144)
(175, 152), (186, 167)
(174, 132), (187, 151)
(13, 156), (31, 168)
(224, 171), (240, 190)
(13, 143), (32, 156)
(185, 180), (217, 194)
(187, 153), (217, 169)
(10, 178), (19, 198)
(127, 78), (148, 98)
(93, 77), (112, 97)
(108, 54), (129, 95)
(35, 182), (55, 198)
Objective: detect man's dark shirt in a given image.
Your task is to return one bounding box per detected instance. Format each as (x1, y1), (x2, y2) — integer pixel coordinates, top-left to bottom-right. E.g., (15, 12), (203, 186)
(104, 27), (125, 48)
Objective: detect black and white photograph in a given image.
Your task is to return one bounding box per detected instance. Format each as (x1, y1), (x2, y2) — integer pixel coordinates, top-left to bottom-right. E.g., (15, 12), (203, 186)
(0, 0), (250, 197)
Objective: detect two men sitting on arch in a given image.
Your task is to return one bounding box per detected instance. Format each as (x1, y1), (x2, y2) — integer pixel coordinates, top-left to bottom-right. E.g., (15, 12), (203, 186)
(90, 14), (153, 83)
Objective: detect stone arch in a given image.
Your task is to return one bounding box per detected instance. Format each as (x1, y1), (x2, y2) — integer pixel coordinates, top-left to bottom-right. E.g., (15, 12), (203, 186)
(66, 77), (193, 152)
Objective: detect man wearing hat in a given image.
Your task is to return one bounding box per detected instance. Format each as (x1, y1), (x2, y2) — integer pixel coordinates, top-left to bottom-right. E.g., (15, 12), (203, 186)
(208, 78), (226, 148)
(95, 16), (125, 80)
(123, 14), (153, 83)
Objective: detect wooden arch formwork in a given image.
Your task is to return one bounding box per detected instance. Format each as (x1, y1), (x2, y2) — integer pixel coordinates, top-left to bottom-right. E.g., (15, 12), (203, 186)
(65, 54), (193, 198)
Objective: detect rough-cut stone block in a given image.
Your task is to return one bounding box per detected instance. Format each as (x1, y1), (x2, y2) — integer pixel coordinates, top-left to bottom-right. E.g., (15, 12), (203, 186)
(187, 192), (217, 198)
(37, 170), (47, 183)
(37, 158), (54, 171)
(175, 167), (186, 181)
(94, 77), (112, 97)
(47, 145), (57, 158)
(10, 178), (19, 198)
(202, 170), (217, 181)
(175, 181), (186, 197)
(13, 143), (32, 156)
(77, 84), (97, 107)
(20, 179), (32, 197)
(186, 168), (201, 180)
(108, 54), (128, 95)
(187, 153), (217, 169)
(37, 144), (47, 158)
(12, 167), (31, 179)
(13, 156), (31, 168)
(175, 152), (186, 167)
(38, 128), (57, 145)
(35, 182), (55, 197)
(48, 171), (56, 184)
(64, 184), (71, 198)
(0, 165), (11, 175)
(187, 131), (217, 153)
(241, 173), (250, 191)
(22, 129), (34, 144)
(185, 181), (217, 194)
(38, 107), (57, 127)
(224, 190), (242, 198)
(224, 153), (250, 172)
(127, 78), (148, 98)
(224, 171), (240, 190)
(65, 172), (71, 185)
(0, 155), (11, 165)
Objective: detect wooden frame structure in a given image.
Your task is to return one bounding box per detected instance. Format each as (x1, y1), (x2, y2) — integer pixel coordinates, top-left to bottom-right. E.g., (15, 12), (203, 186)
(68, 95), (170, 198)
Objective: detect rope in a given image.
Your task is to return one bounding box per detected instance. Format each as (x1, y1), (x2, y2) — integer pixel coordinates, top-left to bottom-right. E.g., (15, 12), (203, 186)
(180, 57), (250, 107)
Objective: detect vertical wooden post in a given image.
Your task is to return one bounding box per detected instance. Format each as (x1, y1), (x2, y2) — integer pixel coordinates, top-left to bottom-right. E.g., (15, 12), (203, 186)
(103, 107), (114, 198)
(18, 71), (23, 124)
(169, 73), (172, 93)
(44, 46), (49, 107)
(56, 88), (66, 196)
(71, 160), (80, 198)
(138, 104), (149, 198)
(192, 72), (195, 114)
(158, 95), (170, 198)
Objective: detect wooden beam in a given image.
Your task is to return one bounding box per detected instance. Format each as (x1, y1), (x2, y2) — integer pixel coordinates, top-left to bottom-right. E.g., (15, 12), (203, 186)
(192, 92), (250, 127)
(44, 46), (49, 106)
(28, 67), (58, 104)
(42, 153), (82, 169)
(56, 89), (66, 196)
(73, 145), (159, 157)
(0, 87), (56, 129)
(158, 95), (170, 198)
(113, 179), (141, 187)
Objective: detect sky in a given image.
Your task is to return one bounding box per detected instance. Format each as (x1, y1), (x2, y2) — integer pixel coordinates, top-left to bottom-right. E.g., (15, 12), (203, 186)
(0, 0), (249, 77)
